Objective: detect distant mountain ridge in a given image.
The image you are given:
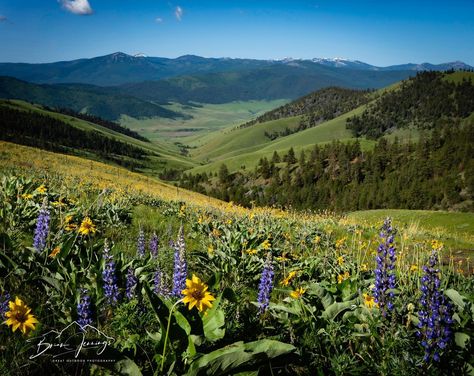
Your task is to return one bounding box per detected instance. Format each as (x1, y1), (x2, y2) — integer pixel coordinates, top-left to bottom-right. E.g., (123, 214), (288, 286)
(0, 52), (471, 86)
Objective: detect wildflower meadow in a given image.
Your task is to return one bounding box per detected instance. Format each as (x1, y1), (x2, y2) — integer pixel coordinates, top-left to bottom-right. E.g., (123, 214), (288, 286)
(0, 171), (473, 375)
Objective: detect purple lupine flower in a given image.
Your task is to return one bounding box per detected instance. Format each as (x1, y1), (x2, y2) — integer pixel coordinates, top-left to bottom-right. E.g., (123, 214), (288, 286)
(373, 218), (397, 317)
(77, 289), (93, 329)
(154, 268), (169, 297)
(418, 251), (453, 362)
(33, 199), (50, 252)
(149, 232), (159, 258)
(0, 292), (11, 318)
(171, 226), (187, 297)
(102, 240), (120, 306)
(257, 252), (274, 315)
(137, 228), (146, 258)
(125, 267), (138, 300)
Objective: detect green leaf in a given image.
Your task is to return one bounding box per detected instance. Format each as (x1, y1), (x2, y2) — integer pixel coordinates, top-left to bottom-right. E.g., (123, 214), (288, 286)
(322, 299), (357, 321)
(186, 339), (296, 376)
(454, 332), (470, 349)
(445, 289), (466, 310)
(202, 295), (226, 342)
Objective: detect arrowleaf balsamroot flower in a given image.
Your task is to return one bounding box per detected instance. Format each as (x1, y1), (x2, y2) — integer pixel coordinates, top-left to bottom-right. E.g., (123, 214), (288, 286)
(290, 287), (305, 299)
(78, 217), (96, 236)
(33, 199), (50, 252)
(373, 218), (397, 317)
(257, 252), (274, 315)
(4, 297), (39, 335)
(182, 274), (215, 313)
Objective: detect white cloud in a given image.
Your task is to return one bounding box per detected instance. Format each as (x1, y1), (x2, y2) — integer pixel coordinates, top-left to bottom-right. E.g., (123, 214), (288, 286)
(0, 15), (7, 22)
(59, 0), (93, 16)
(175, 6), (183, 21)
(155, 17), (163, 23)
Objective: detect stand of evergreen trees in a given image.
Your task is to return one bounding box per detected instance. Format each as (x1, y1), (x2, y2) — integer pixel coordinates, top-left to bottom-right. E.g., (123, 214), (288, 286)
(347, 71), (474, 138)
(180, 122), (474, 212)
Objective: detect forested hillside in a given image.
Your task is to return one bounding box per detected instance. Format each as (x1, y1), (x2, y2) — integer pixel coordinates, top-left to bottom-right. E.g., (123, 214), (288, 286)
(347, 71), (474, 138)
(180, 122), (474, 211)
(0, 104), (151, 169)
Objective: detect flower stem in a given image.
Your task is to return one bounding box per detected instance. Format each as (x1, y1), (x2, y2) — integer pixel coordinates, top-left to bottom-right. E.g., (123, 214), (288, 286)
(160, 299), (183, 373)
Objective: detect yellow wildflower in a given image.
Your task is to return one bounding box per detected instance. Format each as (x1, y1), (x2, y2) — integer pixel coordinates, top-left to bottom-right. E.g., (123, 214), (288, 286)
(335, 237), (346, 249)
(431, 240), (444, 251)
(246, 249), (258, 255)
(360, 263), (368, 272)
(313, 235), (321, 244)
(211, 228), (221, 238)
(4, 297), (39, 335)
(182, 274), (216, 313)
(290, 287), (306, 299)
(78, 217), (96, 235)
(337, 256), (344, 266)
(337, 271), (350, 284)
(36, 185), (47, 194)
(49, 247), (61, 258)
(261, 239), (271, 250)
(410, 265), (418, 272)
(363, 293), (378, 309)
(20, 193), (33, 200)
(281, 271), (297, 286)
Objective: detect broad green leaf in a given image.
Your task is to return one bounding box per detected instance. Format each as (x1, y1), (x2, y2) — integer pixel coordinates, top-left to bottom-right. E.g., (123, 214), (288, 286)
(322, 299), (357, 321)
(186, 339), (296, 376)
(445, 289), (466, 310)
(202, 294), (225, 341)
(454, 332), (470, 349)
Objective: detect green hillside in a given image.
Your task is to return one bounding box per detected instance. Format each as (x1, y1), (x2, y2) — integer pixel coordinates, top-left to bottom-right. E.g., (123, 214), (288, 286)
(0, 100), (196, 173)
(0, 76), (184, 121)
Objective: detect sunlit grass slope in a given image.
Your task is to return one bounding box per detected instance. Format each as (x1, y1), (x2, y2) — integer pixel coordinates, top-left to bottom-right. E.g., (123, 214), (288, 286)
(120, 99), (288, 144)
(0, 99), (196, 172)
(347, 209), (474, 252)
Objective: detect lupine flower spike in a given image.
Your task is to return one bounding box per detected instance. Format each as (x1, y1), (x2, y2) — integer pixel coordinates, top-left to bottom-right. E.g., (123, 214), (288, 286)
(102, 240), (120, 306)
(137, 228), (146, 258)
(126, 267), (138, 300)
(33, 198), (50, 252)
(373, 218), (397, 317)
(150, 232), (159, 258)
(418, 251), (453, 362)
(172, 225), (187, 297)
(0, 292), (11, 318)
(257, 252), (274, 315)
(77, 289), (93, 329)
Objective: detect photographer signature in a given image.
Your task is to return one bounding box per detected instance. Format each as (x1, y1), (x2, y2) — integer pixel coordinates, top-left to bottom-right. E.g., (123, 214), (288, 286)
(27, 321), (115, 359)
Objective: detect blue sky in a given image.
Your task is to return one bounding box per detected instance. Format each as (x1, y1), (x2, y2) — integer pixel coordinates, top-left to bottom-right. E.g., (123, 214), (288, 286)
(0, 0), (473, 66)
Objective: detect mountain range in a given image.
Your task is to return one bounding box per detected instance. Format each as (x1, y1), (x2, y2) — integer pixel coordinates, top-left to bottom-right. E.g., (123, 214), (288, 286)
(0, 52), (471, 86)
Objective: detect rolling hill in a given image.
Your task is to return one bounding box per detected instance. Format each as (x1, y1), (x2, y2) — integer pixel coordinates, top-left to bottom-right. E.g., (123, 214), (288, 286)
(0, 99), (195, 173)
(0, 76), (184, 121)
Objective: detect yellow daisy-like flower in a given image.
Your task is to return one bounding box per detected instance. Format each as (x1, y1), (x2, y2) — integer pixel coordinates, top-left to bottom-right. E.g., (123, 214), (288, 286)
(337, 256), (344, 266)
(4, 297), (39, 335)
(20, 193), (33, 200)
(261, 239), (271, 250)
(290, 287), (306, 299)
(78, 217), (96, 235)
(337, 271), (350, 284)
(360, 263), (369, 272)
(335, 237), (346, 249)
(36, 185), (47, 194)
(280, 270), (297, 286)
(211, 228), (221, 238)
(182, 274), (216, 313)
(431, 240), (444, 251)
(410, 264), (418, 272)
(245, 249), (258, 255)
(313, 235), (321, 244)
(49, 247), (61, 258)
(363, 293), (378, 309)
